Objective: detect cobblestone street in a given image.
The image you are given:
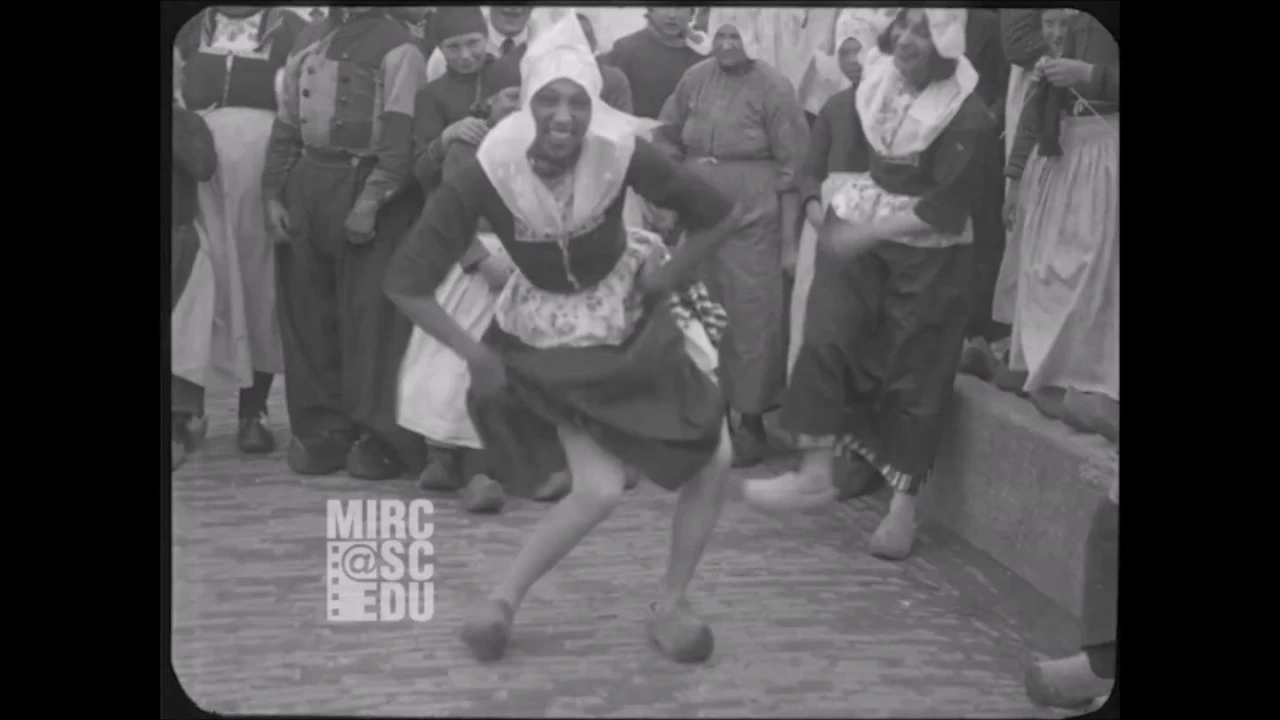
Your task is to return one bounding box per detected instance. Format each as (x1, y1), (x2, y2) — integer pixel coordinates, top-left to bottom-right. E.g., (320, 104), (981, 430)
(170, 384), (1089, 717)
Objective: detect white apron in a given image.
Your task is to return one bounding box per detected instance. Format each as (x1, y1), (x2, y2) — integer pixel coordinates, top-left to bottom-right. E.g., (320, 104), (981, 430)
(396, 233), (508, 448)
(171, 107), (283, 390)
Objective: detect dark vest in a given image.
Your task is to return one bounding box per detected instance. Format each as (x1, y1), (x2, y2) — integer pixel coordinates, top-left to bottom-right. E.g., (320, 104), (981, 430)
(176, 8), (299, 112)
(299, 13), (416, 151)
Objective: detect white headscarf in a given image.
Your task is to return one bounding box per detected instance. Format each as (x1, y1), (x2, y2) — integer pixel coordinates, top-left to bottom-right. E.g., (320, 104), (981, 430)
(476, 13), (654, 239)
(835, 7), (897, 65)
(855, 8), (978, 158)
(797, 8), (896, 115)
(705, 8), (761, 59)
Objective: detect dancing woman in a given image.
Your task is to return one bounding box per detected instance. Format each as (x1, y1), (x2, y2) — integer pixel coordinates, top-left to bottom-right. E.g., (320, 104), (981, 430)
(743, 9), (991, 561)
(385, 15), (750, 664)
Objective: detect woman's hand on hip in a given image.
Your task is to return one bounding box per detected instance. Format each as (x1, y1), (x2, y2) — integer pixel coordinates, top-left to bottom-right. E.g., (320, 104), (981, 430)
(636, 250), (675, 298)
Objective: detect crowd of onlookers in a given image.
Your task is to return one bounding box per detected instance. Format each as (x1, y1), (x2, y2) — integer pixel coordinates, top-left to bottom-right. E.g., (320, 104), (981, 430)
(172, 6), (1117, 710)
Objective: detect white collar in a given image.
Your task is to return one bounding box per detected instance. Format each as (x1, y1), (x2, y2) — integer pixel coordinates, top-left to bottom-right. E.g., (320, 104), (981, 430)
(489, 24), (528, 51)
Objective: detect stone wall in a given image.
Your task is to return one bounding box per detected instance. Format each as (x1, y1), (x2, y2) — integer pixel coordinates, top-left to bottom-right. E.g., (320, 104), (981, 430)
(920, 376), (1119, 618)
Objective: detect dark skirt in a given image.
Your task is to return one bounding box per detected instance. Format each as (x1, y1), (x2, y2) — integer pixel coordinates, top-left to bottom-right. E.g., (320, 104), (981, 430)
(781, 240), (972, 495)
(467, 304), (726, 496)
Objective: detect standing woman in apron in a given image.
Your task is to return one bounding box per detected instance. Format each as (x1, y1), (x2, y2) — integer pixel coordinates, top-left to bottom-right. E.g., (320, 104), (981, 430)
(655, 11), (810, 468)
(173, 7), (303, 455)
(1002, 10), (1120, 442)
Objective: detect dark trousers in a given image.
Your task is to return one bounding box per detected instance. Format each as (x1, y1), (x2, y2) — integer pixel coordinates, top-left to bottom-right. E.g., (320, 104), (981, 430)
(967, 127), (1011, 342)
(1082, 496), (1119, 679)
(782, 241), (972, 495)
(276, 151), (425, 467)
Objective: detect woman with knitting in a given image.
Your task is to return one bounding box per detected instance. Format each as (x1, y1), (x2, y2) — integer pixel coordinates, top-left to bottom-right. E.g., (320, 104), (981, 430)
(742, 9), (991, 562)
(385, 15), (750, 663)
(1001, 9), (1119, 443)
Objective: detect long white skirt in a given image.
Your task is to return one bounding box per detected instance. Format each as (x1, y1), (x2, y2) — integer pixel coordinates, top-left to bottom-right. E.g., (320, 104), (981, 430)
(1007, 115), (1119, 401)
(172, 107), (283, 390)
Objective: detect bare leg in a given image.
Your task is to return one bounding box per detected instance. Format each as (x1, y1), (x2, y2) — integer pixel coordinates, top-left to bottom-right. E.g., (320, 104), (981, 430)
(644, 422), (731, 664)
(489, 424), (627, 610)
(659, 421), (733, 612)
(462, 424), (627, 661)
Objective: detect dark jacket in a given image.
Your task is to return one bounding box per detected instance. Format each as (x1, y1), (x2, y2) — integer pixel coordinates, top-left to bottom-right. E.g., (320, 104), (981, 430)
(172, 106), (217, 227)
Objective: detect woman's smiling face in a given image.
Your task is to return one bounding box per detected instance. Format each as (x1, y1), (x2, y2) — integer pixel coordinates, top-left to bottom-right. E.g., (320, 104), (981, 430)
(888, 10), (936, 86)
(529, 78), (592, 162)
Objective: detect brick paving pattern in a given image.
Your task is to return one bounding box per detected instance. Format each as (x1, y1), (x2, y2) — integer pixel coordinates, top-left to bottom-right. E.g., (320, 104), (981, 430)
(171, 385), (1087, 717)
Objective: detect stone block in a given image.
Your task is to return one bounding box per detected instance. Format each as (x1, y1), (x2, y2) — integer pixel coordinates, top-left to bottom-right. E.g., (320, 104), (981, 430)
(919, 376), (1119, 619)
